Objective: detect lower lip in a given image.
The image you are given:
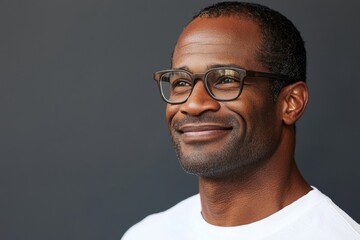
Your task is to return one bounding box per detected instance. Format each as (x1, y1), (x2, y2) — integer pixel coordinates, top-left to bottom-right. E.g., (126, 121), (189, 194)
(180, 129), (231, 143)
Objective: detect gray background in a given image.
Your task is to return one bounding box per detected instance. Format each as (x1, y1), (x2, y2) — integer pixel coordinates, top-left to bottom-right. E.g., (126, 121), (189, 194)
(0, 0), (359, 239)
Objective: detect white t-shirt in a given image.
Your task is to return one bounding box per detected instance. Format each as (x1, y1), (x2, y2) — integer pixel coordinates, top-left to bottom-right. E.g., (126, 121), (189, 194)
(122, 188), (360, 240)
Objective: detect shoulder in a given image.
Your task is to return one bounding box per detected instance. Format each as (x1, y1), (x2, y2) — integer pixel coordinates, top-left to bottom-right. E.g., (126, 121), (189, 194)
(293, 188), (360, 239)
(121, 194), (200, 240)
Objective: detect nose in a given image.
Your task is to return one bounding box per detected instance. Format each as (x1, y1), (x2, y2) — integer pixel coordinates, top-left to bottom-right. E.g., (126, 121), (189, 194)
(179, 80), (221, 116)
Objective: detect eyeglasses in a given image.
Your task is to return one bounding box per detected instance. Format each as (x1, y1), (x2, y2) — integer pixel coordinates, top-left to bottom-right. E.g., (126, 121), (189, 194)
(153, 67), (294, 104)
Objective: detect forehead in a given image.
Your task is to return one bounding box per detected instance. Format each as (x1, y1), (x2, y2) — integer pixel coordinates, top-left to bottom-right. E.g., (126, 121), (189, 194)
(173, 16), (264, 71)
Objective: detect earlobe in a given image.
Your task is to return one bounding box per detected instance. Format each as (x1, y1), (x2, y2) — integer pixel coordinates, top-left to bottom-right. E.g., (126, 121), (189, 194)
(280, 82), (309, 126)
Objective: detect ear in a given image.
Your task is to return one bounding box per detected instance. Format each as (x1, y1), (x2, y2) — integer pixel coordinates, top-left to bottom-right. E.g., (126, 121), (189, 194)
(279, 82), (308, 126)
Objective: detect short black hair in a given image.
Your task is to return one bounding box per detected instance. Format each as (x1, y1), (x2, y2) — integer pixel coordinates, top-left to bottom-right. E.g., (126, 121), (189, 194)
(192, 1), (306, 99)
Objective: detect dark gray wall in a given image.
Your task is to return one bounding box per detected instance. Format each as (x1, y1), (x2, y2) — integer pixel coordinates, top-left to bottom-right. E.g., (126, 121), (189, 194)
(0, 0), (359, 239)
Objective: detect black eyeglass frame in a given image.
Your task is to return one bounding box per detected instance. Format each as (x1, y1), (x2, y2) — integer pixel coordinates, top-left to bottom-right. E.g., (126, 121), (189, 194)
(153, 67), (296, 104)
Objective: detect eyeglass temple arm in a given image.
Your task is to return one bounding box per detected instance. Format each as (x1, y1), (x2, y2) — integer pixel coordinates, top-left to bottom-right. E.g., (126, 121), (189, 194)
(246, 70), (296, 82)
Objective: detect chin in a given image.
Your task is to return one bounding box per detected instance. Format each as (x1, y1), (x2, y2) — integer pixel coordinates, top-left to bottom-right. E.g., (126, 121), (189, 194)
(171, 129), (275, 179)
(177, 151), (256, 179)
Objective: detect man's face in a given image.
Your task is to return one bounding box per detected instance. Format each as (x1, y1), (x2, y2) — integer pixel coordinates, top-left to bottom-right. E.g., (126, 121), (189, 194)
(167, 16), (283, 178)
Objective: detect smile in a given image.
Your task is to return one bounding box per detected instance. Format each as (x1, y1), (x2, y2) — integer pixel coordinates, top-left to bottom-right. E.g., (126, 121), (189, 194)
(177, 124), (232, 143)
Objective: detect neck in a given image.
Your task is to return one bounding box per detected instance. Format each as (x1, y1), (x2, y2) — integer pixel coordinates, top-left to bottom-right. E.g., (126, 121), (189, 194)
(198, 127), (311, 226)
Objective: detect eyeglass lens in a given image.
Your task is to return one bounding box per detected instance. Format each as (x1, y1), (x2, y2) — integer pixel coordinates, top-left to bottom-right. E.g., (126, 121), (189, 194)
(159, 68), (243, 103)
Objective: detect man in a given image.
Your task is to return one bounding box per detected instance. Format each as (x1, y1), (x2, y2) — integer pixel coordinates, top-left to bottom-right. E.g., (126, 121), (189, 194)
(122, 2), (360, 239)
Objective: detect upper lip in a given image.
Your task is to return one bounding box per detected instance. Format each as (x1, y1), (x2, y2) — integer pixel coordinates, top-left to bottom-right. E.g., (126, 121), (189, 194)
(178, 124), (232, 133)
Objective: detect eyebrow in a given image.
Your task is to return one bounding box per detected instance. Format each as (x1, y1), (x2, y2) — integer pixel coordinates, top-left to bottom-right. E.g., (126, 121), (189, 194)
(173, 63), (247, 72)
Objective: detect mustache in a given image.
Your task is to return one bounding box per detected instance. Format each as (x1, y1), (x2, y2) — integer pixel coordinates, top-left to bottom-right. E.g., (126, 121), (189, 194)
(172, 114), (238, 130)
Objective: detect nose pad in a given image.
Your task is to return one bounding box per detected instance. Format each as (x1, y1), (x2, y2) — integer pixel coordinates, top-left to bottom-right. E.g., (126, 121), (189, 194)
(179, 80), (220, 116)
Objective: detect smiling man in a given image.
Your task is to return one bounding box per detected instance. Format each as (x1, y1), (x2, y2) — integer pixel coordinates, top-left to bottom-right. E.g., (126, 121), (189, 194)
(122, 2), (360, 239)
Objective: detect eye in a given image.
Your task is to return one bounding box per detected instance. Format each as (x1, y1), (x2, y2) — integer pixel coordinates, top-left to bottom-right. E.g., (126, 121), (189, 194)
(215, 76), (241, 85)
(173, 79), (191, 87)
(212, 76), (241, 90)
(218, 77), (237, 84)
(171, 78), (192, 93)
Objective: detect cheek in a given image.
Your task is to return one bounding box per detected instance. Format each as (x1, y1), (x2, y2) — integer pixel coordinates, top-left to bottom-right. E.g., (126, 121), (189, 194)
(225, 96), (257, 120)
(166, 104), (179, 125)
(225, 94), (276, 131)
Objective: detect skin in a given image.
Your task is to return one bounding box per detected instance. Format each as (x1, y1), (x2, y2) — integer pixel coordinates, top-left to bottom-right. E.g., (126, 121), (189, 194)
(167, 16), (311, 226)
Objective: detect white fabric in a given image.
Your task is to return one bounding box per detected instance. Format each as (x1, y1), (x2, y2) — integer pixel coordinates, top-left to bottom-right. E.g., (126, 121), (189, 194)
(122, 188), (360, 240)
